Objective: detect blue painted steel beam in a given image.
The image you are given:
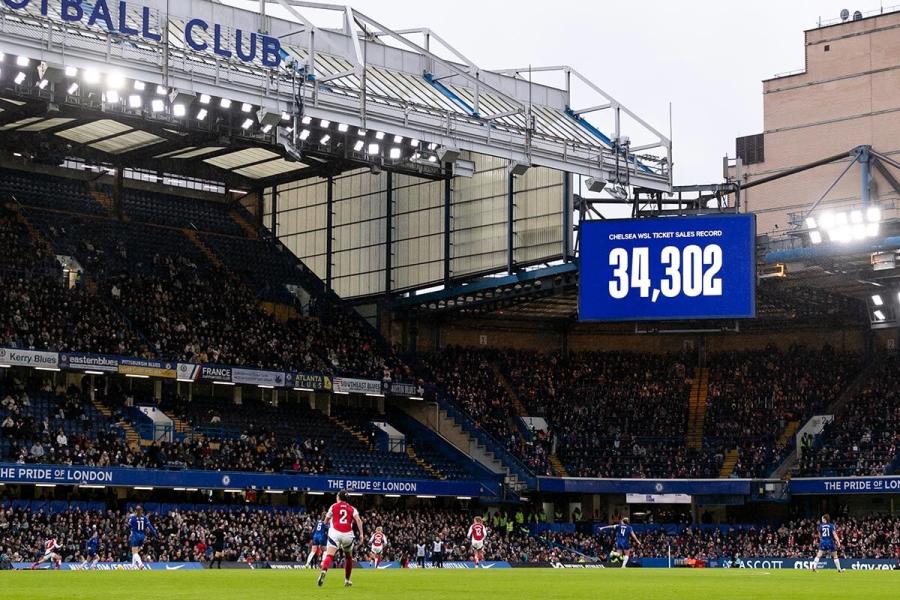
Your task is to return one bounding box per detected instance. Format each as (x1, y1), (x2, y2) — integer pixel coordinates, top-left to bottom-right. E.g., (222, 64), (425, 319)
(424, 73), (478, 116)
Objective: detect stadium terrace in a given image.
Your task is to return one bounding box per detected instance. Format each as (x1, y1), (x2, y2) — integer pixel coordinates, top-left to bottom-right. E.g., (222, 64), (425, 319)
(2, 0), (283, 66)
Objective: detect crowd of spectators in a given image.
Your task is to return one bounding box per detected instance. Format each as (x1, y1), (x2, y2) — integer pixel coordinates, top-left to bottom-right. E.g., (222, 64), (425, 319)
(705, 345), (862, 478)
(798, 358), (900, 477)
(2, 500), (897, 566)
(419, 347), (552, 475)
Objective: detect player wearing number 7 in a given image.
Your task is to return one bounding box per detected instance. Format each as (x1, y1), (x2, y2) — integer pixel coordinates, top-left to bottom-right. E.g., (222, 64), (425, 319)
(318, 490), (365, 588)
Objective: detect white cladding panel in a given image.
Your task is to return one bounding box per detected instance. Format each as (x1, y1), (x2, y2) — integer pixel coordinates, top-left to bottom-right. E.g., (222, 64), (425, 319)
(513, 166), (565, 264)
(450, 152), (509, 277)
(266, 178), (329, 281)
(392, 174), (444, 291)
(332, 169), (387, 297)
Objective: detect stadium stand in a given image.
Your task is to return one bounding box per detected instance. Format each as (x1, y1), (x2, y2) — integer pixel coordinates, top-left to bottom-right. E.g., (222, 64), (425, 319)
(798, 357), (900, 477)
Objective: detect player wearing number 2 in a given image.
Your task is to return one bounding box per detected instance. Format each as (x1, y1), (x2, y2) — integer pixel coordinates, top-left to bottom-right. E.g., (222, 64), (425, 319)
(317, 490), (365, 588)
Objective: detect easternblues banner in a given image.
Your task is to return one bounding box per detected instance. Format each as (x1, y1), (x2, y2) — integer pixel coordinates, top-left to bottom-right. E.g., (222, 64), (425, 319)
(60, 352), (118, 372)
(788, 476), (900, 495)
(538, 477), (752, 496)
(0, 463), (489, 497)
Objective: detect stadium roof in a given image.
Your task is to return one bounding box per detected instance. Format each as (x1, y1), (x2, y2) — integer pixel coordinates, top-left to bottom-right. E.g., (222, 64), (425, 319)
(0, 0), (671, 190)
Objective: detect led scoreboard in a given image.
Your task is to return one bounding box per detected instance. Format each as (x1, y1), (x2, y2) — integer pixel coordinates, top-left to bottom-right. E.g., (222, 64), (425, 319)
(578, 214), (756, 321)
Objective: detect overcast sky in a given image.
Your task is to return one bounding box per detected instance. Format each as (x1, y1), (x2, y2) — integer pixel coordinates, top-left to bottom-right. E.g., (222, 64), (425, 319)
(227, 0), (887, 185)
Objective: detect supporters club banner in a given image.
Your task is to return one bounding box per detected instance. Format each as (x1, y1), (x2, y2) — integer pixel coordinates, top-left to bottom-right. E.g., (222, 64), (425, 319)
(176, 363), (232, 383)
(333, 377), (382, 395)
(0, 464), (488, 497)
(59, 352), (119, 372)
(538, 477), (752, 496)
(788, 476), (900, 495)
(231, 367), (286, 387)
(291, 371), (332, 391)
(383, 381), (425, 397)
(0, 347), (58, 369)
(117, 357), (177, 379)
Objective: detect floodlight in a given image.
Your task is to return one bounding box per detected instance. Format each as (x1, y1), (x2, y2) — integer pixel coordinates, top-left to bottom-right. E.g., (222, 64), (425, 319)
(375, 131), (385, 140)
(65, 66), (78, 77)
(299, 129), (311, 141)
(156, 85), (167, 95)
(151, 98), (164, 112)
(15, 56), (29, 67)
(437, 146), (460, 164)
(353, 140), (364, 152)
(241, 118), (253, 130)
(199, 93), (211, 104)
(196, 108), (208, 120)
(37, 79), (48, 90)
(874, 310), (886, 321)
(281, 111), (290, 121)
(13, 72), (25, 85)
(241, 102), (252, 113)
(261, 124), (273, 133)
(320, 119), (330, 128)
(867, 206), (881, 222)
(393, 135), (403, 143)
(509, 161), (531, 176)
(872, 294), (884, 306)
(337, 123), (349, 132)
(410, 139), (420, 147)
(172, 103), (186, 117)
(106, 72), (125, 89)
(805, 217), (816, 229)
(320, 134), (331, 144)
(128, 95), (142, 108)
(220, 98), (232, 108)
(67, 82), (79, 94)
(357, 128), (367, 136)
(301, 116), (312, 125)
(368, 143), (380, 154)
(105, 90), (120, 103)
(133, 80), (146, 91)
(389, 147), (401, 159)
(809, 231), (822, 244)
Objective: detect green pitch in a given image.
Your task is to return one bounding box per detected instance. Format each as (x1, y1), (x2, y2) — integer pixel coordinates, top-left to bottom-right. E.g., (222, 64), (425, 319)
(1, 569), (896, 599)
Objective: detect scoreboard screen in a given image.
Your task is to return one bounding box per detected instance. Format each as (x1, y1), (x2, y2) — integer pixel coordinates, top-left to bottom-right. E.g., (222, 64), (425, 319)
(578, 214), (756, 321)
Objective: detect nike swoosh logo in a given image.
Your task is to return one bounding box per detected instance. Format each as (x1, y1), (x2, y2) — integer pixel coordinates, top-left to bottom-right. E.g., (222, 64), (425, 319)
(482, 564), (494, 569)
(165, 565), (185, 570)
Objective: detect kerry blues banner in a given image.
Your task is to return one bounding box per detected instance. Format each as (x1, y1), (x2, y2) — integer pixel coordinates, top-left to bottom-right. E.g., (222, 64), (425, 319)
(538, 477), (752, 496)
(788, 476), (900, 495)
(0, 463), (488, 497)
(0, 347), (58, 369)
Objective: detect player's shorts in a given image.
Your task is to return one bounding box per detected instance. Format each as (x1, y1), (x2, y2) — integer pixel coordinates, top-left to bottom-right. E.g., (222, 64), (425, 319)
(819, 540), (835, 552)
(615, 541), (630, 551)
(371, 546), (384, 555)
(327, 528), (355, 551)
(471, 540), (484, 551)
(129, 533), (146, 548)
(312, 536), (327, 547)
(212, 544), (225, 553)
(42, 549), (58, 559)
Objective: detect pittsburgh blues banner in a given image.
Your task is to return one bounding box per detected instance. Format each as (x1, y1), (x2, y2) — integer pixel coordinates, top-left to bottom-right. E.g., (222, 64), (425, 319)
(0, 463), (489, 497)
(788, 476), (900, 495)
(117, 357), (177, 379)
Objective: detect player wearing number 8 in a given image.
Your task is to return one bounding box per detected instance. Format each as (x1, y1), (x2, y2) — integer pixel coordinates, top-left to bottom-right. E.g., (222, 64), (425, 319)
(318, 490), (365, 588)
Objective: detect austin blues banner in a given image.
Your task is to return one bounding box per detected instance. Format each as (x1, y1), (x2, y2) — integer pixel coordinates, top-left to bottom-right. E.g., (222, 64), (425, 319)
(0, 347), (58, 369)
(538, 477), (752, 496)
(383, 381), (425, 397)
(788, 476), (900, 495)
(0, 463), (488, 497)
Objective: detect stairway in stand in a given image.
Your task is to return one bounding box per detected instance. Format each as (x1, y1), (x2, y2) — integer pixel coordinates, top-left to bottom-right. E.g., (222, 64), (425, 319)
(327, 414), (374, 448)
(686, 367), (709, 450)
(89, 190), (116, 216)
(90, 398), (141, 449)
(406, 445), (445, 480)
(490, 363), (568, 477)
(183, 229), (227, 270)
(229, 209), (259, 239)
(162, 411), (196, 440)
(719, 449), (740, 478)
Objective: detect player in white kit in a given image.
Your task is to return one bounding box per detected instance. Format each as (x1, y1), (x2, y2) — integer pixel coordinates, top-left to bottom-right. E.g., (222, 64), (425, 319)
(369, 526), (388, 569)
(467, 516), (489, 568)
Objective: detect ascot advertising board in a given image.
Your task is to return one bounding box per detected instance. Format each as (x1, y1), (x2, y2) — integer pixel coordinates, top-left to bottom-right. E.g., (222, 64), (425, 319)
(1, 0), (284, 67)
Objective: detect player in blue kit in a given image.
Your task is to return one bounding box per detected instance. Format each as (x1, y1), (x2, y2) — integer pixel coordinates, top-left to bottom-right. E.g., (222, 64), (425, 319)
(305, 517), (328, 568)
(80, 527), (100, 570)
(599, 517), (642, 568)
(127, 506), (158, 570)
(811, 514), (843, 572)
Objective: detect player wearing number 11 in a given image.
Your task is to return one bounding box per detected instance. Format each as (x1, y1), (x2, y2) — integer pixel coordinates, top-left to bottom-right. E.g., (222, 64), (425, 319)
(318, 490), (365, 588)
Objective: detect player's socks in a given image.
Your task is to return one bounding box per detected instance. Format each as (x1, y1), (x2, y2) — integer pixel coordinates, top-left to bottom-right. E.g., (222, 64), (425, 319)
(344, 556), (353, 581)
(834, 559), (842, 572)
(621, 555), (630, 568)
(321, 554), (334, 571)
(811, 558), (819, 571)
(306, 549), (316, 567)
